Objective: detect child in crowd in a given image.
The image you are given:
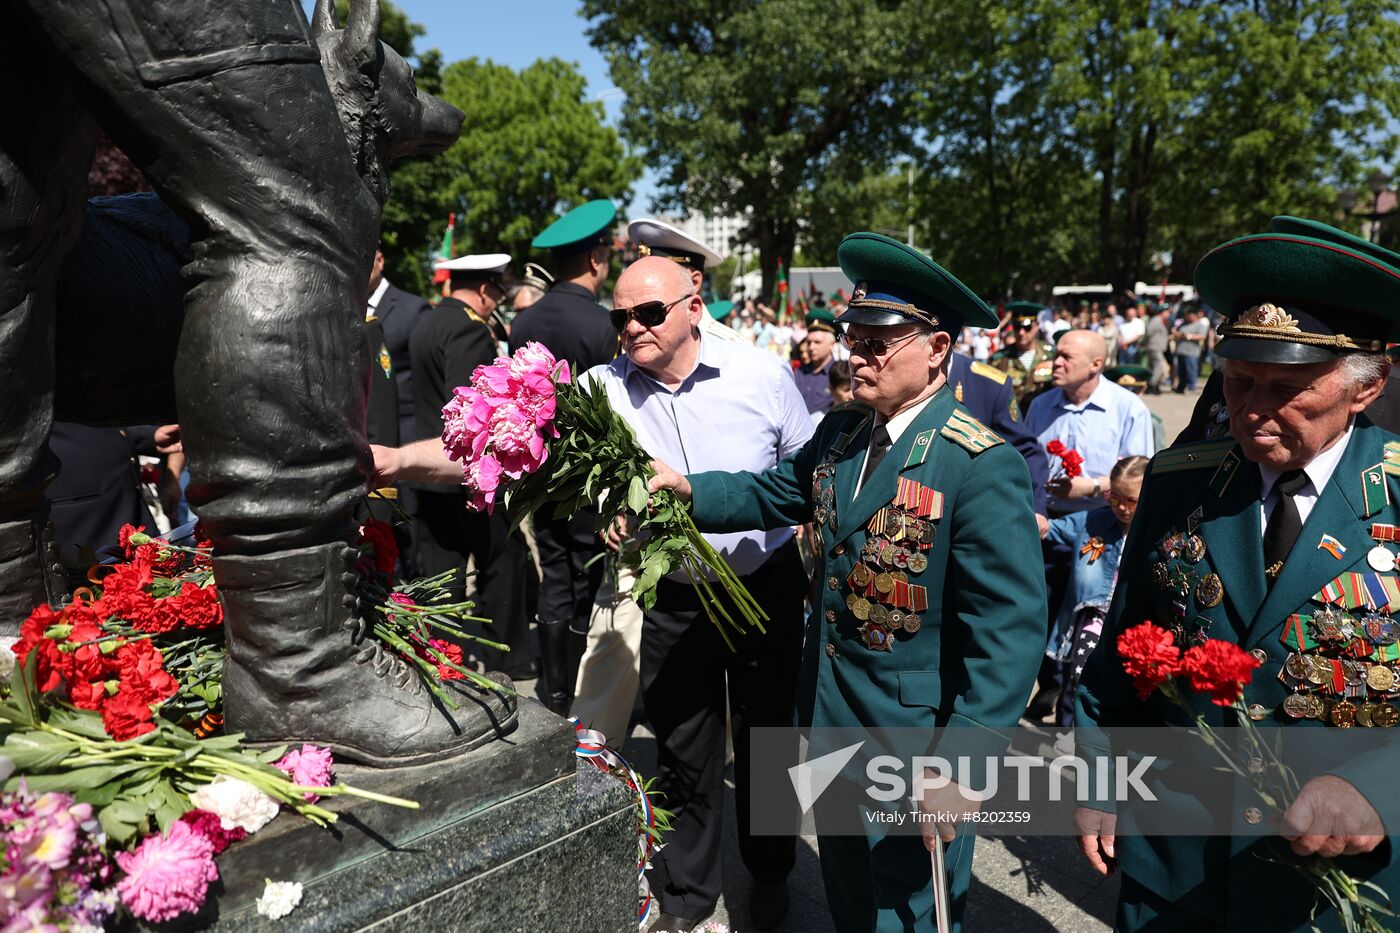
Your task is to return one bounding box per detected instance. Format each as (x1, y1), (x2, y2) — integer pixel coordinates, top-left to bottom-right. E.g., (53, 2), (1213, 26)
(1041, 454), (1148, 727)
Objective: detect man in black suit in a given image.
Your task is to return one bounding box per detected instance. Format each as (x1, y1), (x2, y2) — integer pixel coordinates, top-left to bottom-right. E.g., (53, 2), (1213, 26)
(46, 423), (158, 559)
(367, 248), (433, 445)
(411, 253), (537, 680)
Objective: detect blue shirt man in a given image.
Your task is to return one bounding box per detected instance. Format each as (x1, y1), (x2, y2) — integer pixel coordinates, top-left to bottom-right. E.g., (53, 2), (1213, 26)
(1024, 329), (1155, 514)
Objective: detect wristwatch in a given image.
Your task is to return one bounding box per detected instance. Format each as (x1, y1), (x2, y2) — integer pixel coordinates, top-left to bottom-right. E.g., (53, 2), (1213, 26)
(1095, 477), (1105, 497)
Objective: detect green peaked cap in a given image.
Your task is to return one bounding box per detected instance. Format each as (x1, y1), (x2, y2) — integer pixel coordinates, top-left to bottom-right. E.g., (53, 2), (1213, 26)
(836, 232), (997, 330)
(806, 306), (837, 332)
(1005, 300), (1047, 318)
(1195, 215), (1400, 363)
(532, 199), (617, 250)
(706, 300), (734, 321)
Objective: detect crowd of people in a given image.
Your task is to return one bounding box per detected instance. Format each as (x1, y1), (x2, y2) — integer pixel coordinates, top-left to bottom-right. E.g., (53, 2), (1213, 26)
(45, 202), (1400, 933)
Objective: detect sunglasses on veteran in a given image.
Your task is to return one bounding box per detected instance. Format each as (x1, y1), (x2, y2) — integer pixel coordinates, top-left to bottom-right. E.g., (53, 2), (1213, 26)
(839, 329), (930, 358)
(610, 293), (694, 330)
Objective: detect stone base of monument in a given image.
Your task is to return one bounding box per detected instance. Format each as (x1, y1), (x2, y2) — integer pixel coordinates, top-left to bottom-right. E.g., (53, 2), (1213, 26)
(179, 700), (638, 932)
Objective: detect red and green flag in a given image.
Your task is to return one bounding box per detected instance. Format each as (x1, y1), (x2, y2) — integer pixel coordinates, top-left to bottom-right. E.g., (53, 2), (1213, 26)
(772, 258), (789, 318)
(431, 213), (456, 286)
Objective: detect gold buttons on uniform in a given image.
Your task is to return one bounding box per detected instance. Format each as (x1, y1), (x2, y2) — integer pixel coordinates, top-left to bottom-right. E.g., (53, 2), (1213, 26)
(833, 544), (845, 556)
(1243, 807), (1263, 825)
(1250, 648), (1268, 663)
(827, 576), (839, 590)
(825, 643), (836, 658)
(1247, 704), (1268, 721)
(825, 610), (836, 622)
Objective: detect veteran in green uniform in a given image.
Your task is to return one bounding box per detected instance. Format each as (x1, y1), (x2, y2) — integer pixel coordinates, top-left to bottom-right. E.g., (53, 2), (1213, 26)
(1076, 216), (1400, 931)
(992, 299), (1056, 408)
(649, 233), (1047, 931)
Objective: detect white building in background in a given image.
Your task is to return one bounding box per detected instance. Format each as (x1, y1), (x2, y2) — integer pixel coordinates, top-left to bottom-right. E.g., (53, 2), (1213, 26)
(673, 210), (747, 259)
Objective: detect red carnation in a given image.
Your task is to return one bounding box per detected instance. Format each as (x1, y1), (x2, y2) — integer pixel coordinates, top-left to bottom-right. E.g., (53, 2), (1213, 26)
(358, 520), (399, 577)
(179, 808), (247, 854)
(131, 595), (182, 635)
(115, 638), (178, 705)
(1179, 640), (1261, 706)
(13, 604), (66, 692)
(425, 638), (467, 681)
(117, 523), (146, 556)
(101, 688), (157, 741)
(132, 542), (184, 575)
(1046, 440), (1065, 456)
(1117, 622), (1182, 700)
(175, 581), (223, 629)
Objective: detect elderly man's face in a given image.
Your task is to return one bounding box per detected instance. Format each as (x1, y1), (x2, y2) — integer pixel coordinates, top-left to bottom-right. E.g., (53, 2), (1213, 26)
(1223, 357), (1383, 471)
(845, 323), (950, 417)
(614, 261), (701, 373)
(806, 330), (835, 366)
(1052, 331), (1105, 389)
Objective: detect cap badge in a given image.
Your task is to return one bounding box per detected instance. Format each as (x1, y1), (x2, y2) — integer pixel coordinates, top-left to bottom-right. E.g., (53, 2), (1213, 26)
(1238, 303), (1300, 333)
(852, 282), (868, 301)
(637, 244), (652, 257)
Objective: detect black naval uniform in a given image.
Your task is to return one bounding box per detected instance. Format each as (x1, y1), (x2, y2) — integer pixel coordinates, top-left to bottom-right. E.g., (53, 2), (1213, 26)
(508, 280), (618, 712)
(411, 296), (534, 678)
(949, 352), (1051, 514)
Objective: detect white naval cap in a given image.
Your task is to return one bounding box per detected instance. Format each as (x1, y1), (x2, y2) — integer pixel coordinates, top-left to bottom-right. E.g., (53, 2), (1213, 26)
(433, 253), (511, 277)
(626, 218), (723, 269)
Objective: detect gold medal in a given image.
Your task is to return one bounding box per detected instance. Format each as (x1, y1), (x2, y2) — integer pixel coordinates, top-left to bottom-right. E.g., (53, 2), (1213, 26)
(1372, 703), (1400, 727)
(1367, 664), (1396, 692)
(907, 553), (928, 574)
(845, 593), (860, 612)
(1195, 572), (1223, 609)
(1282, 693), (1312, 718)
(892, 570), (909, 584)
(852, 598), (871, 621)
(1151, 562), (1171, 588)
(1305, 694), (1327, 719)
(1358, 702), (1377, 727)
(1284, 653), (1311, 681)
(902, 613), (922, 633)
(1305, 655), (1330, 686)
(852, 564), (874, 587)
(1182, 534), (1207, 564)
(1331, 698), (1358, 728)
(874, 572), (894, 594)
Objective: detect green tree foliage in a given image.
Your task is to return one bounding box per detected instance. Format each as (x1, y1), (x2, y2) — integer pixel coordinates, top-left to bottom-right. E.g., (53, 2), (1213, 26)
(584, 0), (929, 297)
(436, 58), (642, 261)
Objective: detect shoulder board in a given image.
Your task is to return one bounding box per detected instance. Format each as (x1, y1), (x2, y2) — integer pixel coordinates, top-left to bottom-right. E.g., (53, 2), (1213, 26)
(939, 408), (1004, 454)
(1149, 439), (1237, 475)
(1384, 440), (1400, 477)
(969, 360), (1009, 384)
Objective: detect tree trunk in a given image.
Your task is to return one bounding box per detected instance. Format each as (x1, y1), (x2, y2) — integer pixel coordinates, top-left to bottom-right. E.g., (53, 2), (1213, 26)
(756, 221), (796, 311)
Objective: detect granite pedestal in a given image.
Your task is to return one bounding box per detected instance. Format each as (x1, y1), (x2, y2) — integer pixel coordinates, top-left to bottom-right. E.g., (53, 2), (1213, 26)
(190, 700), (638, 932)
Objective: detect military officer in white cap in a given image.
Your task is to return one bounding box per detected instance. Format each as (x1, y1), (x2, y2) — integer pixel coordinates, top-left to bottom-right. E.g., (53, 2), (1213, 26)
(410, 253), (537, 680)
(628, 217), (746, 344)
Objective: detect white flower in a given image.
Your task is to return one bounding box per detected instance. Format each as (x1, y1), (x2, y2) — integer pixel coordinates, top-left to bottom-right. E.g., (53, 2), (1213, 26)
(255, 879), (304, 920)
(0, 636), (16, 682)
(189, 775), (280, 833)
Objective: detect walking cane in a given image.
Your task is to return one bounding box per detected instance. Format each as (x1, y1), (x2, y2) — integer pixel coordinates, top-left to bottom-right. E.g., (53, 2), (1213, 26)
(931, 833), (952, 933)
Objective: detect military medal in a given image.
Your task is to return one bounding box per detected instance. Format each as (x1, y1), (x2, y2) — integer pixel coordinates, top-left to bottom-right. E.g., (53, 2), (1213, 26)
(902, 613), (922, 633)
(1368, 664), (1397, 692)
(1331, 698), (1358, 728)
(852, 598), (871, 621)
(907, 553), (928, 574)
(858, 622), (892, 652)
(1181, 534), (1206, 564)
(852, 564), (874, 588)
(1283, 693), (1312, 718)
(1372, 703), (1400, 727)
(1151, 562), (1170, 588)
(1195, 573), (1223, 608)
(1368, 546), (1395, 572)
(869, 603), (890, 625)
(1285, 653), (1312, 681)
(888, 609), (905, 629)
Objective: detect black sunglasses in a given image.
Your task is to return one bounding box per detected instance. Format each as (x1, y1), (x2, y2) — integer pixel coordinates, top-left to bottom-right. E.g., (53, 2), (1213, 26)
(611, 293), (693, 330)
(839, 329), (929, 357)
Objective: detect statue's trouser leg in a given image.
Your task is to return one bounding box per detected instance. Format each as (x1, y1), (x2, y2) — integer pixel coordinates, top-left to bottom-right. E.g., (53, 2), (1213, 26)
(0, 33), (96, 633)
(20, 2), (516, 760)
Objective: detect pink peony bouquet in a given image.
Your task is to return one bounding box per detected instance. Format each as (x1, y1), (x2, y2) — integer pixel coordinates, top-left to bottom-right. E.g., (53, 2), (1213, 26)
(441, 342), (766, 646)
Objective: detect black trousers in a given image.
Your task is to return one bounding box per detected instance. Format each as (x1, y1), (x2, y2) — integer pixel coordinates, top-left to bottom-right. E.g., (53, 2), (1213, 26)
(534, 510), (604, 632)
(642, 539), (805, 919)
(415, 490), (535, 678)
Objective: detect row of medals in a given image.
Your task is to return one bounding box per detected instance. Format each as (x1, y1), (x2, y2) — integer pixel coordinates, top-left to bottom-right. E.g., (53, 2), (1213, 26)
(1150, 530), (1220, 646)
(1281, 603), (1400, 728)
(844, 510), (933, 645)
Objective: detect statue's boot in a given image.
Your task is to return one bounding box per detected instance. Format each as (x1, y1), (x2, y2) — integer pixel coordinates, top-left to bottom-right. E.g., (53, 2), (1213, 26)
(219, 541), (518, 767)
(0, 520), (64, 637)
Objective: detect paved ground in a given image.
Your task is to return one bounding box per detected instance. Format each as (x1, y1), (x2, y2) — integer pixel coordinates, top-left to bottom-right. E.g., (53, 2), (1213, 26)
(513, 378), (1210, 931)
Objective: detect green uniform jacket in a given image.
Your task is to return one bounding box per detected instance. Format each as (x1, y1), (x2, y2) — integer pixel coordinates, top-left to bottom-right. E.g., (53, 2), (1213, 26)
(689, 385), (1046, 741)
(1076, 418), (1400, 931)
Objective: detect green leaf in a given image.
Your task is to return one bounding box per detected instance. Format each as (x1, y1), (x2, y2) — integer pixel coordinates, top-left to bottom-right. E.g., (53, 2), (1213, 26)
(10, 762), (148, 791)
(626, 476), (648, 514)
(0, 731), (79, 770)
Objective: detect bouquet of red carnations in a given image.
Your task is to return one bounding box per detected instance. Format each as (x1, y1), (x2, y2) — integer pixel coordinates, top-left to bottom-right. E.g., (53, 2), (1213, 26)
(1046, 439), (1084, 480)
(439, 342), (767, 648)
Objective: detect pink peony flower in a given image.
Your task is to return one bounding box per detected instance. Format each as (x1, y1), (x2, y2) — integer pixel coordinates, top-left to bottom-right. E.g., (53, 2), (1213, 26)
(273, 745), (335, 802)
(114, 821), (218, 923)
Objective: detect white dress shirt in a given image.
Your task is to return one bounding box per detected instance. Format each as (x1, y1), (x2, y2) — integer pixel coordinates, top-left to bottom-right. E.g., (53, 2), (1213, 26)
(1258, 420), (1354, 536)
(853, 392), (938, 497)
(366, 277), (389, 319)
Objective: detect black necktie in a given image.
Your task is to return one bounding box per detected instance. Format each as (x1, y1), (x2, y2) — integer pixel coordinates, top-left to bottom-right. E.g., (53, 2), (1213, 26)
(1262, 469), (1309, 584)
(862, 424), (892, 489)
